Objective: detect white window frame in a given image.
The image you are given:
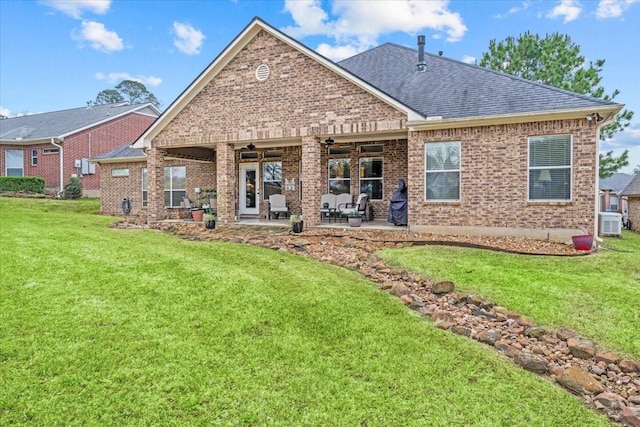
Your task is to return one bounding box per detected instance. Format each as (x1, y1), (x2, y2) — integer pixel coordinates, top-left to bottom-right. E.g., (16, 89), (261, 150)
(262, 161), (282, 200)
(609, 195), (618, 211)
(31, 149), (38, 166)
(111, 168), (129, 177)
(359, 157), (383, 200)
(328, 158), (351, 195)
(5, 149), (24, 177)
(424, 141), (461, 201)
(164, 166), (186, 208)
(142, 168), (148, 208)
(527, 134), (572, 202)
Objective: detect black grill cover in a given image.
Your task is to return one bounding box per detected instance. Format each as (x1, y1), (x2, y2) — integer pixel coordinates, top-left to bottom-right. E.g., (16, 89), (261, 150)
(388, 179), (407, 226)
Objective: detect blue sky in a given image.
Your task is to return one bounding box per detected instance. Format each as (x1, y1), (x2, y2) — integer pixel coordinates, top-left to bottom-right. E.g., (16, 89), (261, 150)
(1, 0), (638, 172)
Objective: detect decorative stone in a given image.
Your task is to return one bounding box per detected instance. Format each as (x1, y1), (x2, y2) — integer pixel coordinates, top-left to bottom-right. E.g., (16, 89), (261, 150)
(620, 406), (640, 427)
(591, 365), (606, 376)
(557, 366), (604, 395)
(620, 360), (640, 374)
(594, 391), (625, 409)
(525, 327), (547, 339)
(556, 327), (577, 341)
(434, 311), (454, 323)
(629, 395), (640, 405)
(567, 337), (596, 359)
(495, 342), (520, 359)
(390, 282), (410, 297)
(595, 351), (619, 364)
(477, 329), (501, 345)
(451, 326), (472, 337)
(513, 352), (549, 374)
(431, 281), (455, 294)
(435, 321), (455, 330)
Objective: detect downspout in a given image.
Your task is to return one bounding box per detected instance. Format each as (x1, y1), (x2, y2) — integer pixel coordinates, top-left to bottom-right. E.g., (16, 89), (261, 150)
(50, 137), (64, 197)
(593, 115), (611, 241)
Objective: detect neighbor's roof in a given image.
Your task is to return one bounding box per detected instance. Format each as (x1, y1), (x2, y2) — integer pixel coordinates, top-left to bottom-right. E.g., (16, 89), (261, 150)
(621, 173), (640, 197)
(338, 43), (619, 120)
(91, 143), (146, 164)
(599, 173), (633, 193)
(0, 102), (160, 142)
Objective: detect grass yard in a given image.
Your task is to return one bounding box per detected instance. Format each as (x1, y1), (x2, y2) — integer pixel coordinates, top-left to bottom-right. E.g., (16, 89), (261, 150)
(0, 197), (614, 426)
(380, 230), (640, 360)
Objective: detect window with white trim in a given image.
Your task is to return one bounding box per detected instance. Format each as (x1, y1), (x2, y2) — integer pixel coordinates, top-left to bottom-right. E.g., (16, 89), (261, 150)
(425, 142), (460, 201)
(43, 148), (59, 154)
(5, 149), (24, 177)
(528, 135), (572, 201)
(329, 158), (351, 194)
(142, 168), (148, 208)
(359, 157), (383, 200)
(31, 149), (38, 166)
(111, 168), (129, 177)
(610, 195), (618, 211)
(164, 166), (186, 207)
(263, 161), (282, 200)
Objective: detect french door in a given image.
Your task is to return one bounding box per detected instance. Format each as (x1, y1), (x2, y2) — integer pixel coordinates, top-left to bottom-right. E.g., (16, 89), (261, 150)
(239, 163), (259, 215)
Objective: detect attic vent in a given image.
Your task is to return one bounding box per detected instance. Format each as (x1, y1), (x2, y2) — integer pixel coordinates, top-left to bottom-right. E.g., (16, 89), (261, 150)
(255, 64), (270, 81)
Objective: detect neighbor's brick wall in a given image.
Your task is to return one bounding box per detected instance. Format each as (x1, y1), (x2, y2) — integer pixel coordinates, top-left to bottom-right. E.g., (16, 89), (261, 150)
(627, 197), (640, 232)
(407, 119), (598, 232)
(100, 158), (215, 218)
(0, 112), (156, 195)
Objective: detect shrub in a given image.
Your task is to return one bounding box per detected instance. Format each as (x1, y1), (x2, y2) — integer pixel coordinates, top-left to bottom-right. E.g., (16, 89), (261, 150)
(0, 176), (45, 193)
(63, 176), (83, 199)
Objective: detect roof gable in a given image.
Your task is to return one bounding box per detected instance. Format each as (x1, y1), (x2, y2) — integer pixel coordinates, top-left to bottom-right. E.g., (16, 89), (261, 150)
(0, 103), (161, 142)
(599, 172), (633, 193)
(621, 173), (640, 196)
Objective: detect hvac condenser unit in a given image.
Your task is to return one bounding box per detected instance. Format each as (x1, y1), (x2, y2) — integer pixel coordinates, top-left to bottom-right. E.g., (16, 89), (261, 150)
(599, 212), (622, 236)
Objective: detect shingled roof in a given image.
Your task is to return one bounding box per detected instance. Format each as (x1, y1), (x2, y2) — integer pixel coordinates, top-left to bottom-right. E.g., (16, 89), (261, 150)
(599, 173), (633, 193)
(91, 143), (146, 163)
(621, 173), (640, 197)
(0, 103), (160, 142)
(338, 43), (617, 120)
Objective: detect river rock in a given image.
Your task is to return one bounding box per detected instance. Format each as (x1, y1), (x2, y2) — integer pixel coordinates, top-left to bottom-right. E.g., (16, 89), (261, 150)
(557, 366), (604, 395)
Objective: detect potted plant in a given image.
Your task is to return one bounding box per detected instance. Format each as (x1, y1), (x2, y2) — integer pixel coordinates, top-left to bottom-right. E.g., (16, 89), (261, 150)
(203, 212), (216, 229)
(290, 214), (303, 233)
(347, 211), (362, 227)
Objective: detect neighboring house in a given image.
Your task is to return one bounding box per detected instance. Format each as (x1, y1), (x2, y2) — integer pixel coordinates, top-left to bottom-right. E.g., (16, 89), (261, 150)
(101, 18), (622, 240)
(0, 103), (160, 197)
(599, 172), (632, 213)
(620, 173), (640, 232)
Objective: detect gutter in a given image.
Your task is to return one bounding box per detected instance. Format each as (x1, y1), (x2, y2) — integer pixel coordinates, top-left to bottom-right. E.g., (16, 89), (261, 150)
(592, 111), (617, 241)
(50, 137), (64, 197)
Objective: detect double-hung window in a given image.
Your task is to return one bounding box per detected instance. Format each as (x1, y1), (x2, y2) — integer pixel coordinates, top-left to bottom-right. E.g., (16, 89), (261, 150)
(31, 149), (38, 166)
(164, 166), (186, 207)
(425, 142), (460, 201)
(5, 149), (24, 177)
(329, 158), (351, 194)
(359, 158), (383, 200)
(263, 161), (282, 199)
(528, 135), (572, 201)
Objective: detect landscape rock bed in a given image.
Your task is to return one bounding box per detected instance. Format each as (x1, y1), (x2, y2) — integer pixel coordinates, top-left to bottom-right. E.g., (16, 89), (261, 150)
(115, 220), (638, 426)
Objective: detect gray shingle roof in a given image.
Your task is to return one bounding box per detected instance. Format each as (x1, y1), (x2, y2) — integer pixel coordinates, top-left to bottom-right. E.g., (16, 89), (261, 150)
(0, 103), (159, 141)
(621, 173), (640, 196)
(92, 144), (145, 162)
(599, 173), (633, 193)
(338, 43), (618, 119)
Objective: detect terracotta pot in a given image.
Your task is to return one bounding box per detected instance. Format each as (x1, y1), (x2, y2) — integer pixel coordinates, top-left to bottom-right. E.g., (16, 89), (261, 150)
(192, 209), (204, 222)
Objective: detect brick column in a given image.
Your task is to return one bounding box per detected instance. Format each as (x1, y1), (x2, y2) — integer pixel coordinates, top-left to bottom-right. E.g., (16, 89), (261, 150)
(216, 142), (236, 224)
(147, 147), (166, 221)
(406, 131), (423, 227)
(301, 136), (321, 226)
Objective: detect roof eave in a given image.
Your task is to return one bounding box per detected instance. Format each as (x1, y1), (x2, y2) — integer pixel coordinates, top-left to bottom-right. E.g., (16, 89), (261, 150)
(90, 156), (147, 164)
(59, 103), (159, 139)
(408, 105), (623, 131)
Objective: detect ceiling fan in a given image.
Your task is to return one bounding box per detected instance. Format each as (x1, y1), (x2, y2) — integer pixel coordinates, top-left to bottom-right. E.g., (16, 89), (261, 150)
(318, 137), (335, 146)
(241, 142), (256, 151)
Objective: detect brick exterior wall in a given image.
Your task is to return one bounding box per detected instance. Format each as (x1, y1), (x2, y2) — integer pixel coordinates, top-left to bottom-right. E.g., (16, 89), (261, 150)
(627, 197), (640, 232)
(407, 120), (598, 234)
(0, 112), (156, 196)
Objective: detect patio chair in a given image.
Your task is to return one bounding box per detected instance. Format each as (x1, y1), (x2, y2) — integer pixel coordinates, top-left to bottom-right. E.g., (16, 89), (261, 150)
(320, 193), (337, 221)
(182, 195), (195, 221)
(339, 193), (369, 222)
(268, 194), (289, 219)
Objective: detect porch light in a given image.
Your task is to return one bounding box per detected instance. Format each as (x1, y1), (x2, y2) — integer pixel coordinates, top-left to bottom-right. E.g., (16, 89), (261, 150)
(585, 113), (604, 123)
(324, 137), (334, 145)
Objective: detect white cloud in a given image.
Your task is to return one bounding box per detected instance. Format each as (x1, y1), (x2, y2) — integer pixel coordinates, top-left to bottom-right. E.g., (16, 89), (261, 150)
(72, 20), (123, 53)
(595, 0), (639, 19)
(0, 106), (11, 117)
(41, 0), (110, 19)
(461, 55), (476, 64)
(546, 0), (582, 23)
(172, 22), (205, 55)
(282, 0), (467, 61)
(495, 1), (531, 19)
(95, 72), (162, 87)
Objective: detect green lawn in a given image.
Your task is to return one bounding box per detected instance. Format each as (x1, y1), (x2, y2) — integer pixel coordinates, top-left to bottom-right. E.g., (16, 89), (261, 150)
(380, 230), (640, 360)
(0, 197), (613, 426)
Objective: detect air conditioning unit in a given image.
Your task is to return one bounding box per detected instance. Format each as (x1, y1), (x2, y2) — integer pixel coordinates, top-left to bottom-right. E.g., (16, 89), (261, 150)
(599, 212), (622, 236)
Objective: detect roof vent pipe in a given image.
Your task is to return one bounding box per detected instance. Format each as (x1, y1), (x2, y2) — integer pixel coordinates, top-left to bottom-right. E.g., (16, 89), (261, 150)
(417, 35), (426, 72)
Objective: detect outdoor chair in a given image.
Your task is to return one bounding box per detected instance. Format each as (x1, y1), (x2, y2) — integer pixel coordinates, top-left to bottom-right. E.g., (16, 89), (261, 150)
(268, 194), (289, 219)
(182, 195), (196, 221)
(338, 193), (369, 222)
(319, 193), (337, 222)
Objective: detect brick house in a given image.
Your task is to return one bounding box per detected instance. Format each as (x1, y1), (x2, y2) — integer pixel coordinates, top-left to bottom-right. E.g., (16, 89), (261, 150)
(0, 103), (160, 197)
(621, 174), (640, 232)
(105, 18), (622, 240)
(599, 172), (632, 213)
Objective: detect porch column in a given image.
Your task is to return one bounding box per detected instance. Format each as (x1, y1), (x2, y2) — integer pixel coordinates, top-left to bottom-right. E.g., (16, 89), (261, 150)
(301, 136), (321, 226)
(406, 131), (423, 226)
(147, 146), (167, 221)
(216, 142), (235, 224)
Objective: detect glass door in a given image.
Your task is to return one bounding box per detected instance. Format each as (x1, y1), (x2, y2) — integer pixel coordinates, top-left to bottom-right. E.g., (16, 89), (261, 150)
(239, 163), (259, 215)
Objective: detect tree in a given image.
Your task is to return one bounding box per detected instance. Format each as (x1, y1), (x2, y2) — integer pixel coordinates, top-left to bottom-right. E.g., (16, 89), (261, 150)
(599, 150), (629, 179)
(94, 80), (160, 108)
(479, 32), (633, 177)
(95, 89), (124, 105)
(633, 164), (640, 175)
